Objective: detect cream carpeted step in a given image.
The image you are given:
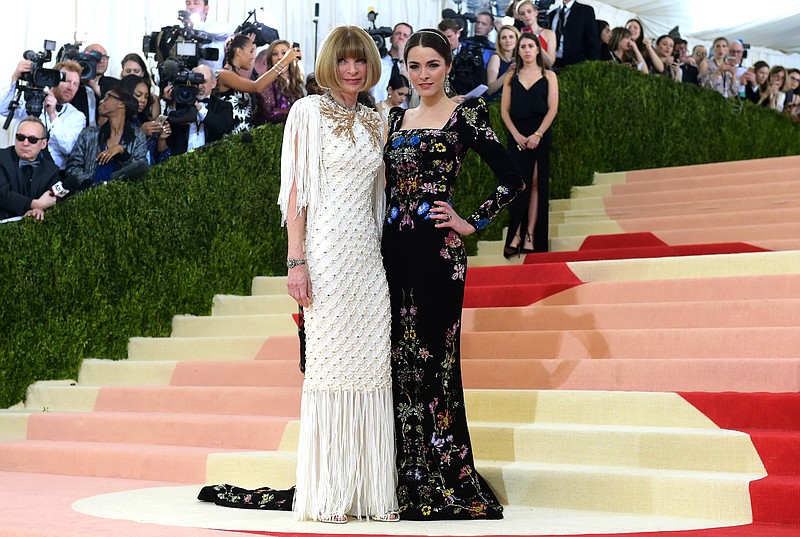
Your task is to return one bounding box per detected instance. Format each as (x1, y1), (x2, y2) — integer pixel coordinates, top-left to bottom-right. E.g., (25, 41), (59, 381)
(565, 250), (800, 282)
(250, 276), (286, 296)
(205, 450), (298, 489)
(0, 411), (30, 440)
(480, 460), (758, 522)
(77, 359), (177, 386)
(571, 184), (613, 198)
(128, 336), (269, 361)
(556, 220), (623, 236)
(470, 422), (763, 473)
(170, 314), (296, 337)
(211, 294), (297, 316)
(23, 382), (98, 412)
(551, 196), (604, 211)
(590, 171), (627, 185)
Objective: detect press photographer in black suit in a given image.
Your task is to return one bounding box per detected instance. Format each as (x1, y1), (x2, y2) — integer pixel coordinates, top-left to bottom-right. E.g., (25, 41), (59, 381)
(0, 117), (60, 221)
(71, 43), (120, 126)
(548, 0), (600, 68)
(165, 65), (234, 156)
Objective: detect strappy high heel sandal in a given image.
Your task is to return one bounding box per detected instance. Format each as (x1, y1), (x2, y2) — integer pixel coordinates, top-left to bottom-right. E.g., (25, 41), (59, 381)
(318, 513), (348, 524)
(522, 231), (536, 254)
(371, 511), (400, 522)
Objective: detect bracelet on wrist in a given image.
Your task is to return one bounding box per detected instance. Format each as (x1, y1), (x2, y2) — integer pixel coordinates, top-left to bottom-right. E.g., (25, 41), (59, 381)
(534, 131), (543, 137)
(286, 258), (306, 269)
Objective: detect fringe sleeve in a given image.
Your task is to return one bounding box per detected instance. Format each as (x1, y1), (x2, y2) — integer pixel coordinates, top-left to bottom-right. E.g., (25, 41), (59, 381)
(373, 162), (386, 239)
(278, 96), (325, 226)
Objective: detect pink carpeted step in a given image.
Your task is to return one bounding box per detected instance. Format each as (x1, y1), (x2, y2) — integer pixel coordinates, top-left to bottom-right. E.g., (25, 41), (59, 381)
(622, 155), (800, 181)
(25, 412), (291, 450)
(170, 360), (302, 387)
(463, 283), (584, 308)
(645, 222), (800, 246)
(599, 192), (800, 220)
(608, 169), (800, 196)
(539, 274), (800, 305)
(255, 336), (300, 360)
(608, 207), (800, 233)
(461, 358), (800, 392)
(460, 327), (800, 360)
(522, 242), (766, 264)
(0, 440), (220, 482)
(462, 299), (800, 332)
(602, 181), (799, 209)
(94, 385), (301, 416)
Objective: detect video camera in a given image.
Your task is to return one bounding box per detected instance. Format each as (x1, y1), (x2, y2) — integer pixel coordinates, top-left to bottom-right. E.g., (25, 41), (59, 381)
(365, 9), (392, 57)
(534, 0), (556, 27)
(56, 43), (102, 80)
(156, 57), (204, 107)
(143, 10), (220, 69)
(442, 7), (477, 34)
(2, 40), (64, 129)
(235, 9), (279, 47)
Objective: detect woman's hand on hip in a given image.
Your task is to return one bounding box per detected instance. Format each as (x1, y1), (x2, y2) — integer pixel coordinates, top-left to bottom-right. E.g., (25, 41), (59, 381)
(431, 200), (476, 236)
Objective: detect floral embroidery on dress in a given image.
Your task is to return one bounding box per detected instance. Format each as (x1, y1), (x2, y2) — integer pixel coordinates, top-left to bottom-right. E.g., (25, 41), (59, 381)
(439, 231), (467, 281)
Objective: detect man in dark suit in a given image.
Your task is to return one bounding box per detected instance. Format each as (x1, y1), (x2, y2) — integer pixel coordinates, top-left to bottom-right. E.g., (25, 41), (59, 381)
(549, 0), (600, 68)
(72, 43), (120, 126)
(0, 117), (61, 221)
(674, 38), (699, 86)
(166, 65), (234, 156)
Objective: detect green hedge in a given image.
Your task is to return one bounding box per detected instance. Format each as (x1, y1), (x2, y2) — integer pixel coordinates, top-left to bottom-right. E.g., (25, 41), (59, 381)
(1, 61), (798, 408)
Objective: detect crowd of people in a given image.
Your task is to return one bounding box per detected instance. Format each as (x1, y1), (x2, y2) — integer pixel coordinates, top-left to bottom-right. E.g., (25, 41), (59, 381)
(2, 0), (795, 225)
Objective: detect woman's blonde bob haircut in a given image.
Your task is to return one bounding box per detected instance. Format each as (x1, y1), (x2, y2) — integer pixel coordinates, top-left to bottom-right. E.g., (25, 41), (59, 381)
(315, 26), (382, 92)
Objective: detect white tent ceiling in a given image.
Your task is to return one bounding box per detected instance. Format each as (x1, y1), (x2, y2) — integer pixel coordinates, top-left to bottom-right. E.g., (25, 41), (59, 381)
(582, 0), (800, 59)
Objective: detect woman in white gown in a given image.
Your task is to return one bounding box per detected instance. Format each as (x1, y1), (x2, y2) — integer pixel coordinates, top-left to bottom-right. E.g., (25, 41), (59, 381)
(279, 26), (398, 524)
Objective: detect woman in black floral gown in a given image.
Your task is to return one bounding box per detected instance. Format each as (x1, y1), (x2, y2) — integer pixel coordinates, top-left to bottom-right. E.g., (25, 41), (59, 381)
(382, 29), (524, 521)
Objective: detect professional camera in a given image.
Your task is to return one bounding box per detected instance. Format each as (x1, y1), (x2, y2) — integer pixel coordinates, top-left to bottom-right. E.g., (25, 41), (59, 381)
(451, 38), (487, 95)
(442, 7), (477, 34)
(143, 10), (220, 69)
(235, 9), (279, 47)
(2, 40), (64, 129)
(534, 0), (556, 26)
(365, 9), (392, 56)
(173, 68), (205, 105)
(56, 43), (102, 80)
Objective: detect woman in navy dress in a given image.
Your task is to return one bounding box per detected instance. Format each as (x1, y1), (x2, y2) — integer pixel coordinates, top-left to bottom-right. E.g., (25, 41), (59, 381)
(382, 28), (524, 520)
(500, 32), (559, 255)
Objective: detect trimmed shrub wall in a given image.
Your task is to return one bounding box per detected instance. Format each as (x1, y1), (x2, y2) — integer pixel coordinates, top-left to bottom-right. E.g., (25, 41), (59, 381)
(1, 61), (798, 408)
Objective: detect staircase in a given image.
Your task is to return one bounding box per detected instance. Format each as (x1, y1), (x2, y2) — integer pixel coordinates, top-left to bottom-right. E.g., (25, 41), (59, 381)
(2, 155), (800, 536)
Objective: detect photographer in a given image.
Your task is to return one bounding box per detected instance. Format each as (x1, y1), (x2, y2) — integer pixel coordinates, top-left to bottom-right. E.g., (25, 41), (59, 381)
(654, 35), (680, 81)
(699, 37), (741, 98)
(673, 38), (699, 85)
(0, 60), (86, 169)
(372, 22), (413, 105)
(184, 0), (233, 73)
(0, 117), (60, 221)
(438, 18), (486, 99)
(72, 43), (120, 127)
(463, 11), (496, 67)
(164, 65), (233, 155)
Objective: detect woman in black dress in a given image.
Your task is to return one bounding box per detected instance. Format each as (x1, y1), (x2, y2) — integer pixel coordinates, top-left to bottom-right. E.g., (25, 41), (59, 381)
(500, 32), (559, 256)
(382, 28), (524, 520)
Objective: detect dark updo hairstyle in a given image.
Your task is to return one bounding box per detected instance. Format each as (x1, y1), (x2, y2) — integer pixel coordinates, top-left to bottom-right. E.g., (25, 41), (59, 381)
(120, 53), (153, 88)
(387, 74), (409, 91)
(224, 34), (254, 73)
(403, 29), (453, 67)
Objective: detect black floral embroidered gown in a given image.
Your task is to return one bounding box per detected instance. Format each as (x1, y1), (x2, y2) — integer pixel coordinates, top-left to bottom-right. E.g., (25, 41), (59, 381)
(382, 98), (523, 520)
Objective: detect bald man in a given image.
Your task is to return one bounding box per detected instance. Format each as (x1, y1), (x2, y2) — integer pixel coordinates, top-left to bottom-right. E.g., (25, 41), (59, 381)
(72, 43), (120, 126)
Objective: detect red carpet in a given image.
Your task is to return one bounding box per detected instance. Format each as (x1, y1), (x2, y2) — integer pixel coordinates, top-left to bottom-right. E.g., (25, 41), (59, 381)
(680, 393), (800, 526)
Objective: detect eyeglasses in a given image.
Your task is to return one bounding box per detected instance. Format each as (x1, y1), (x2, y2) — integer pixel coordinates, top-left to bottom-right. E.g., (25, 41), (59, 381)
(100, 93), (122, 103)
(791, 77), (800, 83)
(16, 133), (46, 143)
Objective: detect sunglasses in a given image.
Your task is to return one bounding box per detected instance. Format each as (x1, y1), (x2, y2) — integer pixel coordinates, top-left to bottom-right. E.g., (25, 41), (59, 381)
(15, 133), (46, 143)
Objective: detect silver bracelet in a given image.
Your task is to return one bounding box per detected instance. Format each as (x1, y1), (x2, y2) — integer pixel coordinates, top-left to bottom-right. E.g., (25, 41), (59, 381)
(286, 258), (306, 269)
